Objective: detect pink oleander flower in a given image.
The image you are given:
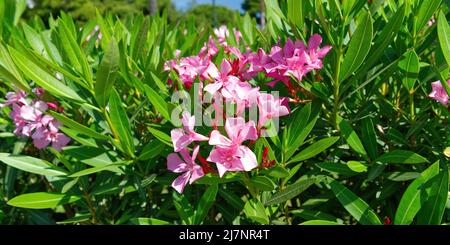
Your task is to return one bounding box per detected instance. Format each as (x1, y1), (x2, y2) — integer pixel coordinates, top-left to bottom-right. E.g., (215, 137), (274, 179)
(171, 111), (209, 152)
(32, 119), (71, 151)
(167, 145), (205, 193)
(0, 90), (28, 107)
(257, 93), (290, 127)
(207, 117), (258, 177)
(164, 55), (210, 89)
(204, 59), (242, 95)
(214, 25), (229, 45)
(264, 35), (332, 86)
(429, 79), (450, 105)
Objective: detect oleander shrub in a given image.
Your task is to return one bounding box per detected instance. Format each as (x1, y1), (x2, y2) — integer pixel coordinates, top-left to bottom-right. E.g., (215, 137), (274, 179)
(0, 0), (449, 225)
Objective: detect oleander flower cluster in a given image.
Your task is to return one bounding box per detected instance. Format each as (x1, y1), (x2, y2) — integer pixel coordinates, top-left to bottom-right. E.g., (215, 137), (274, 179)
(164, 26), (331, 193)
(0, 88), (70, 151)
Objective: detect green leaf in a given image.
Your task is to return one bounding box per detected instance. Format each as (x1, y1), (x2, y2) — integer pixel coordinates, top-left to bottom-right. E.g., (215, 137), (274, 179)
(8, 192), (81, 209)
(56, 213), (91, 224)
(143, 84), (171, 121)
(95, 37), (120, 107)
(0, 153), (67, 177)
(338, 117), (367, 157)
(438, 11), (450, 68)
(330, 180), (382, 225)
(267, 166), (290, 178)
(264, 177), (316, 206)
(316, 162), (358, 176)
(299, 220), (343, 225)
(131, 17), (149, 61)
(50, 112), (108, 140)
(347, 161), (368, 173)
(288, 136), (339, 164)
(416, 166), (449, 225)
(69, 164), (123, 177)
(394, 161), (440, 224)
(251, 176), (276, 191)
(398, 50), (420, 92)
(361, 118), (378, 160)
(415, 0), (442, 34)
(340, 11), (373, 81)
(376, 150), (428, 164)
(287, 0), (303, 29)
(172, 192), (194, 225)
(109, 89), (135, 156)
(148, 126), (173, 146)
(244, 199), (269, 224)
(218, 189), (245, 211)
(138, 140), (166, 160)
(192, 184), (218, 224)
(285, 103), (320, 160)
(386, 172), (421, 181)
(9, 46), (84, 102)
(129, 218), (170, 225)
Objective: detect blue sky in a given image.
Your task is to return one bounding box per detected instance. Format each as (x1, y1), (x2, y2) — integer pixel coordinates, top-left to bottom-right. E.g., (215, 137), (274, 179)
(173, 0), (244, 11)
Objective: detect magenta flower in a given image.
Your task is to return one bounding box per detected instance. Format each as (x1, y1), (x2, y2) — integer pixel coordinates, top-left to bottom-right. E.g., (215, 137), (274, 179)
(429, 79), (450, 105)
(167, 145), (205, 193)
(171, 111), (209, 152)
(32, 119), (71, 151)
(204, 59), (241, 95)
(264, 35), (331, 86)
(207, 117), (258, 177)
(0, 90), (28, 107)
(257, 93), (290, 127)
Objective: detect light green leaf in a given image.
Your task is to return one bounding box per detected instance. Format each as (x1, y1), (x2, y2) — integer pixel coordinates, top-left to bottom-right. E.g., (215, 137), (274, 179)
(95, 37), (120, 107)
(415, 0), (442, 33)
(0, 153), (67, 177)
(289, 136), (339, 164)
(394, 161), (440, 224)
(50, 111), (108, 140)
(347, 161), (368, 173)
(8, 192), (81, 209)
(338, 117), (367, 157)
(300, 220), (343, 225)
(129, 218), (170, 225)
(109, 89), (135, 156)
(251, 176), (276, 191)
(244, 199), (269, 224)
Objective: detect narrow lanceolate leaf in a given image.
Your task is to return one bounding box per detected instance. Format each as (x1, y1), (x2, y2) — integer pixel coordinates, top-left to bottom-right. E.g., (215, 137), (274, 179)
(414, 0), (442, 33)
(340, 11), (373, 81)
(287, 0), (303, 28)
(398, 50), (420, 92)
(129, 218), (170, 225)
(50, 112), (109, 140)
(347, 161), (368, 173)
(251, 176), (276, 191)
(438, 11), (450, 68)
(9, 46), (84, 102)
(361, 118), (378, 160)
(109, 89), (135, 156)
(8, 192), (81, 209)
(95, 37), (120, 108)
(264, 177), (316, 205)
(132, 17), (149, 61)
(143, 84), (171, 121)
(288, 136), (339, 164)
(138, 140), (166, 160)
(192, 184), (218, 225)
(244, 199), (269, 224)
(416, 166), (449, 225)
(330, 180), (382, 225)
(394, 161), (440, 224)
(300, 220), (342, 225)
(0, 153), (67, 177)
(338, 117), (367, 157)
(375, 150), (428, 164)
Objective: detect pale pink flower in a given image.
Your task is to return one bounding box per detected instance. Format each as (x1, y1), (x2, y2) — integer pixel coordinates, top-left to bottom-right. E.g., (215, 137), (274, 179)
(0, 90), (28, 107)
(204, 59), (241, 95)
(429, 79), (450, 105)
(171, 111), (209, 152)
(207, 117), (258, 177)
(167, 145), (204, 193)
(257, 93), (290, 127)
(32, 119), (71, 151)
